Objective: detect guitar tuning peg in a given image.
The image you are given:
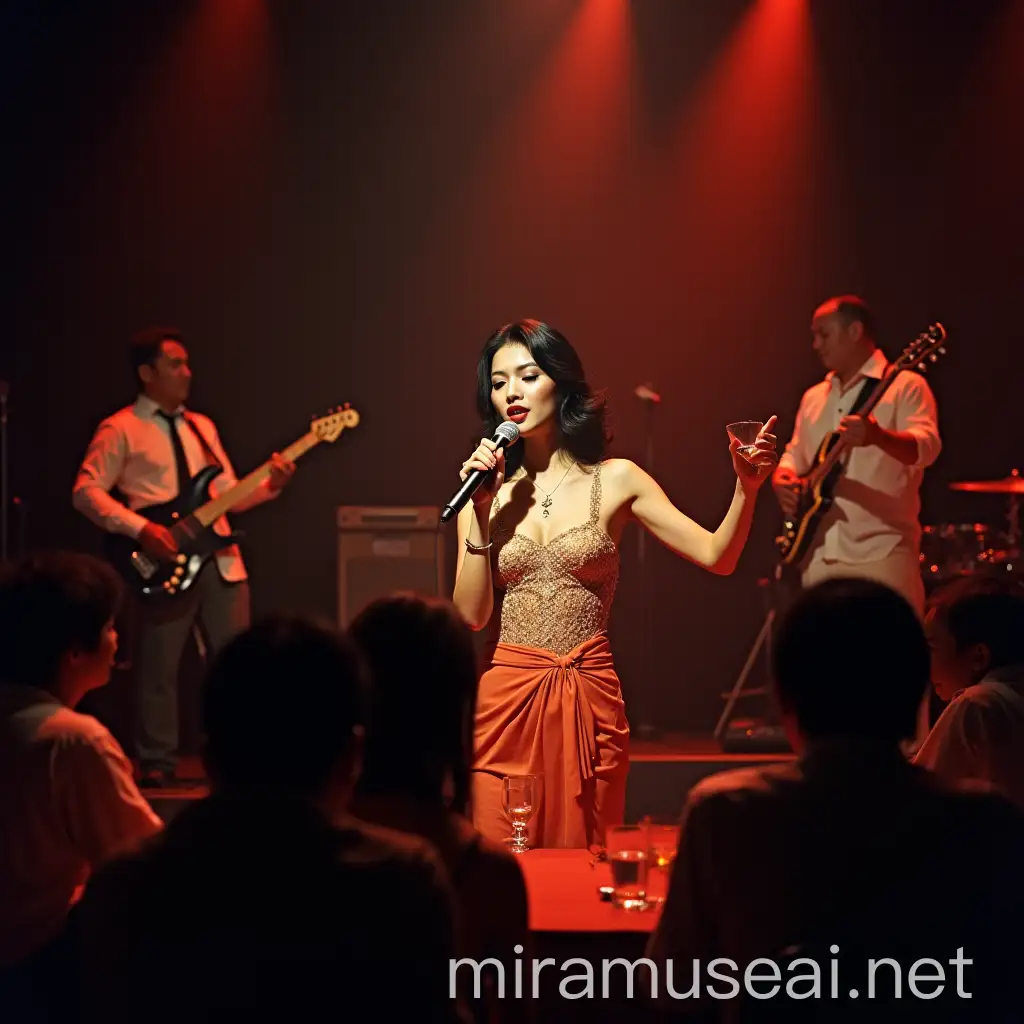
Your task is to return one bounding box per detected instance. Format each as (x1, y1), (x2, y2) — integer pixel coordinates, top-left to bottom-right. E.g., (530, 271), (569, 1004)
(938, 347), (946, 355)
(929, 353), (938, 362)
(918, 363), (926, 371)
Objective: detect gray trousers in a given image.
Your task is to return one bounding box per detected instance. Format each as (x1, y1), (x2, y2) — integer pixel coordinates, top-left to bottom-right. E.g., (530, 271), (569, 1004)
(134, 561), (250, 772)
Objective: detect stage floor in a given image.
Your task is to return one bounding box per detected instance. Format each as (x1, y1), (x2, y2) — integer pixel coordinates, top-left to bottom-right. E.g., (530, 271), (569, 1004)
(145, 733), (795, 823)
(629, 731), (792, 762)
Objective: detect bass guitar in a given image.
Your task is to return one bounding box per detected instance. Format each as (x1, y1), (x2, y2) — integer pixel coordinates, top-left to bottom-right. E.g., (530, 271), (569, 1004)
(105, 405), (359, 598)
(775, 325), (947, 570)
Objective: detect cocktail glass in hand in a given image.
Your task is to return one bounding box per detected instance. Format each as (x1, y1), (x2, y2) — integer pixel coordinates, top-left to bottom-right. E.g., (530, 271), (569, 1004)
(726, 421), (765, 461)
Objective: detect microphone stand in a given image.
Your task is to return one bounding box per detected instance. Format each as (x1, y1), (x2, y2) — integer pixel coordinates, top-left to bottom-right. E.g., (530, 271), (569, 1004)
(0, 380), (8, 563)
(633, 383), (661, 740)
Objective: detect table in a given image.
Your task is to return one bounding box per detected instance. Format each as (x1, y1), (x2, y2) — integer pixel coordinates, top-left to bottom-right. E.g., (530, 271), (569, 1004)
(516, 848), (662, 933)
(513, 849), (664, 1022)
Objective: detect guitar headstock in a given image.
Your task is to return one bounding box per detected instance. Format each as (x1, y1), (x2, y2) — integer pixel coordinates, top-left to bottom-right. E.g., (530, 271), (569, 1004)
(893, 323), (947, 374)
(311, 404), (360, 443)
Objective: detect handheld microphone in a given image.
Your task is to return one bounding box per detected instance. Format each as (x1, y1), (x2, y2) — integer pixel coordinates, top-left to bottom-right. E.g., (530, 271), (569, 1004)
(440, 421), (520, 523)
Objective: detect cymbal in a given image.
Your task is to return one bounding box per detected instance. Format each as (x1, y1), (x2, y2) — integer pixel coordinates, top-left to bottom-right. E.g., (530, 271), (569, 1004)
(949, 472), (1024, 494)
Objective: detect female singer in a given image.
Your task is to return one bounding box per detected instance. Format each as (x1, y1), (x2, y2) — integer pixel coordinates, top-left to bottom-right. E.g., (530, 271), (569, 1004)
(453, 319), (778, 849)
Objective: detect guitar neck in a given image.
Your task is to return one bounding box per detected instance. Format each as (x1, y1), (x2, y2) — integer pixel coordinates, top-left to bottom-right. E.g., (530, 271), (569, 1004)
(192, 432), (318, 527)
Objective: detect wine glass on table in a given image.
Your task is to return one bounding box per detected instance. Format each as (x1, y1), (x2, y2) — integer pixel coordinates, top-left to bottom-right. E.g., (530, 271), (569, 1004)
(502, 774), (536, 854)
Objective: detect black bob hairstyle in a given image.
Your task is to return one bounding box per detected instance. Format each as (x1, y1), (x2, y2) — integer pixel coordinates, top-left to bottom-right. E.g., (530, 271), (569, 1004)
(475, 319), (610, 475)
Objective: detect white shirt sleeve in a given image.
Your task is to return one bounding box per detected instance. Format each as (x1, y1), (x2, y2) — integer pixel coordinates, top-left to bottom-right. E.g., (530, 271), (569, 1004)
(72, 420), (150, 537)
(893, 373), (941, 469)
(55, 726), (163, 868)
(914, 698), (981, 783)
(777, 391), (814, 476)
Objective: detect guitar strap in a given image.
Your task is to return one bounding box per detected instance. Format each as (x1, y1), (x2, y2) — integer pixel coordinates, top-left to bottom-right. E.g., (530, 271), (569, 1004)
(846, 368), (883, 418)
(823, 372), (880, 475)
(829, 365), (887, 473)
(180, 412), (224, 472)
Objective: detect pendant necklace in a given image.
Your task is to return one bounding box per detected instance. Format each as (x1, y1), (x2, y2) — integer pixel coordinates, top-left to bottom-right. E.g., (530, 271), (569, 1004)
(534, 462), (574, 517)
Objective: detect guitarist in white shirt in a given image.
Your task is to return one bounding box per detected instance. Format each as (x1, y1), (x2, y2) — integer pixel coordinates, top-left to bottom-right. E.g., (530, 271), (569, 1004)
(772, 296), (942, 618)
(72, 327), (296, 787)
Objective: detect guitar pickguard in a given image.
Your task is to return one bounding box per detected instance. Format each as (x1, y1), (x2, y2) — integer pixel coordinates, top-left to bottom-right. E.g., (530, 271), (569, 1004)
(130, 550), (159, 580)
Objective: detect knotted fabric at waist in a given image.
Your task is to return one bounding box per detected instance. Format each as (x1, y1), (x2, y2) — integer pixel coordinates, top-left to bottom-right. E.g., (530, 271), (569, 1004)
(487, 631), (616, 674)
(478, 631), (619, 797)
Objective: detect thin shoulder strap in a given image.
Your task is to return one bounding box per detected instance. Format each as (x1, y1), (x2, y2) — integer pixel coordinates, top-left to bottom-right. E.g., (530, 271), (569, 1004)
(588, 462), (603, 525)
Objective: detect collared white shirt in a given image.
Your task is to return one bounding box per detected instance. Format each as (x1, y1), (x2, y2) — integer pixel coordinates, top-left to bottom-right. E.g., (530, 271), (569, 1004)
(914, 665), (1024, 811)
(778, 348), (941, 564)
(72, 395), (275, 582)
(0, 685), (162, 965)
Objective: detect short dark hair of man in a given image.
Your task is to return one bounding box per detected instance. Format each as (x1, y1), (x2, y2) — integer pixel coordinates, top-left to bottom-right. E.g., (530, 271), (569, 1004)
(772, 577), (929, 742)
(201, 614), (368, 798)
(0, 550), (122, 692)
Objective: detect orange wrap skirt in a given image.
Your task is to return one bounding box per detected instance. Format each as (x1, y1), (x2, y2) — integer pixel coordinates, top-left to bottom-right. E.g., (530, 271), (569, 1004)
(471, 631), (630, 849)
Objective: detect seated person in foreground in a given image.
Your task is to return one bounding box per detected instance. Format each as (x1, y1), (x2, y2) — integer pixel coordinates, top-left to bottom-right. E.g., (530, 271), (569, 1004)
(72, 614), (465, 1022)
(914, 574), (1024, 809)
(0, 552), (161, 1005)
(645, 578), (1024, 1021)
(348, 594), (531, 1024)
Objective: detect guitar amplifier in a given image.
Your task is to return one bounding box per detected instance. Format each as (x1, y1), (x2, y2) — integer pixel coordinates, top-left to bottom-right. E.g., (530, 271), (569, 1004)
(336, 506), (444, 627)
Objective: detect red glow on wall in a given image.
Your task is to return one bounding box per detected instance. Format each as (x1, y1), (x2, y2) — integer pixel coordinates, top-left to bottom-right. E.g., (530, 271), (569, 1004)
(141, 0), (277, 182)
(946, 0), (1024, 283)
(454, 0), (633, 254)
(662, 0), (827, 303)
(74, 0), (279, 316)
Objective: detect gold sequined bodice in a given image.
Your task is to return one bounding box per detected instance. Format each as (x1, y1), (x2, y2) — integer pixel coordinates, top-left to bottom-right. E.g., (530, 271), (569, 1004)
(491, 462), (619, 655)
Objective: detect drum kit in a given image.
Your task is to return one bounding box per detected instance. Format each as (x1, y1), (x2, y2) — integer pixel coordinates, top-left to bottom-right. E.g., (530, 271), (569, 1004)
(920, 469), (1022, 583)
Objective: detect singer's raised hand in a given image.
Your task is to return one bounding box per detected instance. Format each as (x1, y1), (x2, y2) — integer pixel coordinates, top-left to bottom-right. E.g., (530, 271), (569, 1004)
(731, 415), (779, 489)
(460, 436), (506, 504)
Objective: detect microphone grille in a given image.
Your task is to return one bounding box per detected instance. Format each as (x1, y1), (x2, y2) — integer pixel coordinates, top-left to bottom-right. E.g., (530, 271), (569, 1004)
(494, 421), (520, 445)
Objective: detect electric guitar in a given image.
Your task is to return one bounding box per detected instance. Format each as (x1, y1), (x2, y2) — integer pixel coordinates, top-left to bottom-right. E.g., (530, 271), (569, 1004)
(105, 405), (359, 598)
(775, 325), (947, 571)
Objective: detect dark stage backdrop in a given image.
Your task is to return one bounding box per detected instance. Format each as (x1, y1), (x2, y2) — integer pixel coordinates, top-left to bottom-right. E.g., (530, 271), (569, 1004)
(3, 0), (1022, 736)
